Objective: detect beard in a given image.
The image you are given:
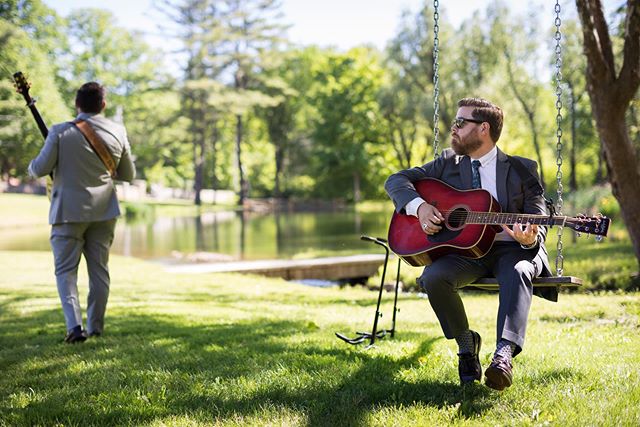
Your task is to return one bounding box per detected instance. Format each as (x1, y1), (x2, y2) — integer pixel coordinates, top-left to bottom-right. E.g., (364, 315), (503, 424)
(451, 132), (483, 156)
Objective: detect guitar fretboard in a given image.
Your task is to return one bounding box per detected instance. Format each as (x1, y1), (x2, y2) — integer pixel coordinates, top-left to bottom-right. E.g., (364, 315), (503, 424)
(465, 212), (567, 226)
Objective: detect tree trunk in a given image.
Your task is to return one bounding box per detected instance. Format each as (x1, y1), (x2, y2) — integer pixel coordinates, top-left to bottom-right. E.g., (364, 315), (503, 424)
(210, 121), (219, 205)
(595, 144), (605, 184)
(595, 111), (640, 263)
(576, 0), (640, 268)
(504, 49), (546, 188)
(236, 114), (247, 205)
(191, 98), (205, 206)
(353, 172), (361, 203)
(193, 137), (204, 206)
(274, 144), (284, 198)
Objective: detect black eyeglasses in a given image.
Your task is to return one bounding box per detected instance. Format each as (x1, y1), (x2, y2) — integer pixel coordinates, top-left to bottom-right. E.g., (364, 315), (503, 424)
(452, 117), (484, 129)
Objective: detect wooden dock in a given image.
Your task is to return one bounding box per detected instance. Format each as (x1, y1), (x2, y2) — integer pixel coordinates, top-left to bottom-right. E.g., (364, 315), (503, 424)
(164, 254), (387, 282)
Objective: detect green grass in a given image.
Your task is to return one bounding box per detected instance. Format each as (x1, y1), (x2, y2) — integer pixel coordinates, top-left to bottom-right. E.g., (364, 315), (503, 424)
(0, 193), (50, 228)
(1, 251), (639, 426)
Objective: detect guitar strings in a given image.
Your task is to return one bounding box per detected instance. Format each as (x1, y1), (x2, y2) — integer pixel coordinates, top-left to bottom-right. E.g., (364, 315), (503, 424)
(427, 209), (569, 225)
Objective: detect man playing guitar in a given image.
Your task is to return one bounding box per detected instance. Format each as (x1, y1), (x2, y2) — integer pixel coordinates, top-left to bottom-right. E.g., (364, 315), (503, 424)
(385, 97), (551, 391)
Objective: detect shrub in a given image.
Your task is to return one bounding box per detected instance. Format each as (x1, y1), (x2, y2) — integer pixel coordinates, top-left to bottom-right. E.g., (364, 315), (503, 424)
(121, 201), (155, 222)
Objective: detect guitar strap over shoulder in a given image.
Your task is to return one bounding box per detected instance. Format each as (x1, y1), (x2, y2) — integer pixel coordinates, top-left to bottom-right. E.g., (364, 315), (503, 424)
(73, 119), (118, 179)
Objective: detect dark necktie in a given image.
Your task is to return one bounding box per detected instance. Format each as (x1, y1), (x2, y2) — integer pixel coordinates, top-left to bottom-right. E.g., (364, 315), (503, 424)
(471, 160), (482, 189)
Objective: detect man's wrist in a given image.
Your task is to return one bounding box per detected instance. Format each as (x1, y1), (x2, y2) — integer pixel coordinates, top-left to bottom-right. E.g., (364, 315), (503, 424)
(520, 234), (540, 249)
(405, 197), (426, 217)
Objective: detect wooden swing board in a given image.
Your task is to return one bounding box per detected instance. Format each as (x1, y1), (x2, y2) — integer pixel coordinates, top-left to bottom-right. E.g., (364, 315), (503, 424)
(467, 276), (582, 291)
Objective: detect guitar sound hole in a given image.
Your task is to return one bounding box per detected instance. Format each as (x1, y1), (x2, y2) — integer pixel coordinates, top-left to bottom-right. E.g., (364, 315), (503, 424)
(447, 207), (468, 230)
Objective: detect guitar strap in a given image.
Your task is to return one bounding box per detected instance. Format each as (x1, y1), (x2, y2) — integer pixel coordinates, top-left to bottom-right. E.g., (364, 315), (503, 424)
(73, 119), (118, 179)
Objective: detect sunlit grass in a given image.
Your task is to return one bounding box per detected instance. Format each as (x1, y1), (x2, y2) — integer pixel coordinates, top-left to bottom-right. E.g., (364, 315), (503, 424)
(0, 193), (49, 228)
(1, 251), (639, 425)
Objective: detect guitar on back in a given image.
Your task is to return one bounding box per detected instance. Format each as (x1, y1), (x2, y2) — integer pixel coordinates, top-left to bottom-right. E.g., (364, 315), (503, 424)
(388, 178), (610, 267)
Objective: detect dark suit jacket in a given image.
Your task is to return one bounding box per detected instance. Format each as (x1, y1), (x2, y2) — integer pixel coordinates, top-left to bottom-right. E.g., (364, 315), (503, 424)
(385, 147), (557, 302)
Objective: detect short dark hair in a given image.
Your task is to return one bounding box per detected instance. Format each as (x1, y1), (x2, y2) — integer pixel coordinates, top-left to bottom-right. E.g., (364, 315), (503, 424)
(457, 97), (503, 143)
(75, 82), (105, 114)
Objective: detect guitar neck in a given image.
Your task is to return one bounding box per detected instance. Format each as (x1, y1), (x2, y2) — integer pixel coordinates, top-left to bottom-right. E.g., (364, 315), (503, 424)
(13, 71), (49, 139)
(467, 212), (567, 227)
(27, 101), (48, 139)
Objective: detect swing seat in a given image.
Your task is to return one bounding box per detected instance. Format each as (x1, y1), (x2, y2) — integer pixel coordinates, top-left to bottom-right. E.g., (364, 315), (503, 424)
(465, 276), (582, 291)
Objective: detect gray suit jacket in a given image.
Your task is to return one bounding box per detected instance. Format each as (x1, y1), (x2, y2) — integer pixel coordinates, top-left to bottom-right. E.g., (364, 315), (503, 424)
(29, 112), (136, 225)
(385, 147), (557, 301)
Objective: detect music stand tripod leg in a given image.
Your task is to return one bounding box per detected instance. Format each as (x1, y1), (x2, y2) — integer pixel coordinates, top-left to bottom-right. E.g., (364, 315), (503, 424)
(390, 257), (401, 338)
(359, 235), (389, 348)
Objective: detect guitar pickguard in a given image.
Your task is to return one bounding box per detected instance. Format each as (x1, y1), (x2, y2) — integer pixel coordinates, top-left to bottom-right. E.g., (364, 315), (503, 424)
(427, 226), (462, 243)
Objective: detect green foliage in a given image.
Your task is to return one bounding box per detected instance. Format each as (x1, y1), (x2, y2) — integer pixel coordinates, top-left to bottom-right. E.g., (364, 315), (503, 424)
(1, 251), (639, 425)
(307, 47), (386, 201)
(565, 183), (621, 219)
(121, 201), (155, 222)
(0, 0), (618, 205)
(0, 19), (68, 177)
(1, 0), (637, 267)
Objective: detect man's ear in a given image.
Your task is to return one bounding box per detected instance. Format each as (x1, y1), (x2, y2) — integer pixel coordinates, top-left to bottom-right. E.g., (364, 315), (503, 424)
(100, 101), (106, 112)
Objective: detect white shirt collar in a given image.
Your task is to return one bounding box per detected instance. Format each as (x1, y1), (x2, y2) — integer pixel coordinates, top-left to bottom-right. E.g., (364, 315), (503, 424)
(471, 145), (497, 166)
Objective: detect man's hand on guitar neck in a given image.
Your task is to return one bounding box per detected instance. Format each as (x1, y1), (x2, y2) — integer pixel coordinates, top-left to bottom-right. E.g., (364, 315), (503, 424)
(501, 223), (539, 248)
(417, 202), (445, 235)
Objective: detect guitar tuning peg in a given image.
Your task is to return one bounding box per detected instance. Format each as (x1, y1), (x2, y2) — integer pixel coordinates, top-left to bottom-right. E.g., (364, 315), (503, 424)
(575, 232), (581, 238)
(595, 235), (603, 242)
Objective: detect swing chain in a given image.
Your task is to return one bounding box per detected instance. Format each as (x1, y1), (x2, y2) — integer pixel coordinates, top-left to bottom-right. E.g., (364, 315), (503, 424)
(554, 0), (564, 276)
(432, 0), (441, 159)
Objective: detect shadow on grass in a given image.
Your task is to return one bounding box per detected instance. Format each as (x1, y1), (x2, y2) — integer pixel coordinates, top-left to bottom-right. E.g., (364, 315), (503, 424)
(1, 307), (498, 426)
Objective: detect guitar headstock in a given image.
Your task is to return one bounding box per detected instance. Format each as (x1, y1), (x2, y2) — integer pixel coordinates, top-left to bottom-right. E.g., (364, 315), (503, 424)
(567, 214), (610, 237)
(13, 71), (34, 105)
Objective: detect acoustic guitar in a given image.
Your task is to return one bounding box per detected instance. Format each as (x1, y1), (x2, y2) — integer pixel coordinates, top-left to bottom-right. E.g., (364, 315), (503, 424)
(388, 178), (610, 267)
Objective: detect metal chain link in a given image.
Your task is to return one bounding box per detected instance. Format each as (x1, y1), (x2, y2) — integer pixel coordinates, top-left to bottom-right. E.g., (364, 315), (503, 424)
(554, 0), (564, 276)
(432, 0), (440, 159)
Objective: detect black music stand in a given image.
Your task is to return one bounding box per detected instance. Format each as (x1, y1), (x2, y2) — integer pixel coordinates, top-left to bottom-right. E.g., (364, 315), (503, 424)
(335, 235), (401, 349)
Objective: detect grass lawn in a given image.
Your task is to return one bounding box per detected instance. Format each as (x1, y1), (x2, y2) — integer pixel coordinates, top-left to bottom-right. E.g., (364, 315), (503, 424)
(1, 251), (639, 426)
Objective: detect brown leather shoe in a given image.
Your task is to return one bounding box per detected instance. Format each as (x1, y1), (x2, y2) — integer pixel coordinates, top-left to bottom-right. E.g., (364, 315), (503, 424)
(484, 355), (513, 391)
(458, 330), (482, 384)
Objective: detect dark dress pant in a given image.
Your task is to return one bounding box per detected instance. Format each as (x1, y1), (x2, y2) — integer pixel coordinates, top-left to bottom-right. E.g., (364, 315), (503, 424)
(418, 242), (543, 354)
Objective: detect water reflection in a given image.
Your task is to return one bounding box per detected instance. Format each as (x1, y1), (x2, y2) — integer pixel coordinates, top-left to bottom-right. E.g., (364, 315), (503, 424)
(0, 209), (392, 261)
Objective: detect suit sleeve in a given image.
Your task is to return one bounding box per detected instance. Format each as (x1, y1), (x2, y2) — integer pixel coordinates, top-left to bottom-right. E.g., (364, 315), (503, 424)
(116, 128), (136, 183)
(28, 124), (61, 178)
(522, 159), (549, 243)
(384, 149), (452, 213)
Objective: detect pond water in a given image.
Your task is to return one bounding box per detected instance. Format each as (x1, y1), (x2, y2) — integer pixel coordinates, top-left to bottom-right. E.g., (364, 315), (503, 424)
(1, 209), (394, 262)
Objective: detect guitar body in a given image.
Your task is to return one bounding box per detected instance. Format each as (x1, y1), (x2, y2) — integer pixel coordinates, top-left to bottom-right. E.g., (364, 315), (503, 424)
(388, 178), (502, 266)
